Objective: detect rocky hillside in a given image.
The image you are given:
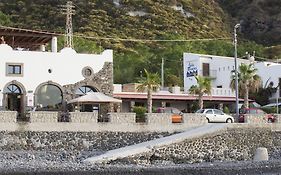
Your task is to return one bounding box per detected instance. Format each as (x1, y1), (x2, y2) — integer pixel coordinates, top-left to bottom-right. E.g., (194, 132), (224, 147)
(218, 0), (281, 46)
(0, 0), (280, 84)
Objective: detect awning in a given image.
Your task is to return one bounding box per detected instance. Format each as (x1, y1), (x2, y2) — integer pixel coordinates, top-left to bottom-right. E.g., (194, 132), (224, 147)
(68, 92), (122, 104)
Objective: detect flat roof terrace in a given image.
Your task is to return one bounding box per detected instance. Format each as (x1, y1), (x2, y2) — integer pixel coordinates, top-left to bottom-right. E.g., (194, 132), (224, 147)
(0, 25), (59, 50)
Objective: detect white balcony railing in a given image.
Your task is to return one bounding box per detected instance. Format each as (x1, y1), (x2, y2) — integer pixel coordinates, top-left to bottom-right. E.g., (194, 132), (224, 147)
(211, 88), (235, 97)
(199, 70), (217, 78)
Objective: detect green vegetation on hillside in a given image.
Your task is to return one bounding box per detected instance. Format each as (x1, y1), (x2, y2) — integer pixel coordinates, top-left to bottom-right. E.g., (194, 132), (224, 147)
(0, 0), (280, 85)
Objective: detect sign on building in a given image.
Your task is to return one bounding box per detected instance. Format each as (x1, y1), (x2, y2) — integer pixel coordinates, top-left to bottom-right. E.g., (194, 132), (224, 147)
(186, 63), (198, 77)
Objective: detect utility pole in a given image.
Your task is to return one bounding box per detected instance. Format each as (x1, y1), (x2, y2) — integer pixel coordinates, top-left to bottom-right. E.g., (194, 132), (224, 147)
(161, 57), (164, 89)
(234, 24), (240, 118)
(277, 84), (280, 114)
(61, 1), (75, 48)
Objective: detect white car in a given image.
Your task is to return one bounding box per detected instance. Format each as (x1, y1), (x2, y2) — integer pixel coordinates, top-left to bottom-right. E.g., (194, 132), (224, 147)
(196, 109), (234, 123)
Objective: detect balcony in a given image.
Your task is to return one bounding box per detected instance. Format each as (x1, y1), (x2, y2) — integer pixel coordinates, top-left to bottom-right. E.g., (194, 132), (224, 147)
(211, 88), (235, 97)
(199, 70), (217, 79)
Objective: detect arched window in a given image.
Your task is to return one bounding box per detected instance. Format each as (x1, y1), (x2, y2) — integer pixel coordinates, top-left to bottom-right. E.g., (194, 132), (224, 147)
(4, 84), (22, 94)
(36, 84), (63, 110)
(75, 86), (98, 96)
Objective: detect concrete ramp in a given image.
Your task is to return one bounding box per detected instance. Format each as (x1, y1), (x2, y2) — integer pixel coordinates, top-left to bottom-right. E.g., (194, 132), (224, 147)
(84, 123), (227, 164)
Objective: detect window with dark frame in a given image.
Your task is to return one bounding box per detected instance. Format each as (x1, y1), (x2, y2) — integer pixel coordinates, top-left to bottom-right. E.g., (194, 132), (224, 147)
(6, 63), (23, 76)
(8, 65), (21, 74)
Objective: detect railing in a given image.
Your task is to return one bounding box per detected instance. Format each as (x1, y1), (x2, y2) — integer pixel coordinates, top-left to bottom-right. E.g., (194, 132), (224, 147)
(199, 70), (217, 78)
(211, 88), (235, 97)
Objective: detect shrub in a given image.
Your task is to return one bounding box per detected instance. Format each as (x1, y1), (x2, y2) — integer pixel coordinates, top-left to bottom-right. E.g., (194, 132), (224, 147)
(262, 107), (278, 114)
(133, 106), (146, 122)
(223, 106), (230, 114)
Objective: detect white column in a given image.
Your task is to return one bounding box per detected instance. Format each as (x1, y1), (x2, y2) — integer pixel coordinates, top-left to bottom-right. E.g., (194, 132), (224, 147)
(51, 36), (58, 53)
(40, 45), (46, 52)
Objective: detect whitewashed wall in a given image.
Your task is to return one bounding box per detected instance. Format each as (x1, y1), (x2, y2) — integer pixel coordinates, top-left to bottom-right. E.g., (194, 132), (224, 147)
(0, 44), (113, 106)
(183, 53), (248, 96)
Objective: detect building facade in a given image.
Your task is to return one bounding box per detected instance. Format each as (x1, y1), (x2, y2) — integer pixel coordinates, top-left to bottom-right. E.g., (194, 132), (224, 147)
(183, 53), (281, 103)
(0, 43), (113, 117)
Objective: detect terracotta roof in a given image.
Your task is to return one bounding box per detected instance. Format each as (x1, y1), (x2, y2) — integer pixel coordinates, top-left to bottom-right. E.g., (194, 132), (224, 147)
(0, 26), (60, 50)
(113, 92), (247, 102)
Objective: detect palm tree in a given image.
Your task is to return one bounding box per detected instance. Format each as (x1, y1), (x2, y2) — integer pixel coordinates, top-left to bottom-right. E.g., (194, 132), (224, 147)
(137, 69), (160, 113)
(189, 75), (212, 109)
(230, 63), (261, 108)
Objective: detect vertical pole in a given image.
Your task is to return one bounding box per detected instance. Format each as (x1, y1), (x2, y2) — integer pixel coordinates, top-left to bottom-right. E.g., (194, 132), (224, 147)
(161, 57), (164, 89)
(234, 24), (240, 118)
(277, 85), (279, 114)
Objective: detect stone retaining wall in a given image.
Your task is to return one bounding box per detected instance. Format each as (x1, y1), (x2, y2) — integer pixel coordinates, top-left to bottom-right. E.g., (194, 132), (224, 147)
(29, 112), (58, 123)
(113, 125), (276, 165)
(1, 124), (281, 165)
(0, 131), (171, 152)
(244, 114), (268, 123)
(109, 113), (136, 124)
(70, 112), (98, 123)
(0, 111), (17, 122)
(23, 112), (207, 132)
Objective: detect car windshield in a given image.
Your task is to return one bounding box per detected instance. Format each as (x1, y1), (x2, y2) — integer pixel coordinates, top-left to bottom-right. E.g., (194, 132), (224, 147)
(196, 109), (204, 113)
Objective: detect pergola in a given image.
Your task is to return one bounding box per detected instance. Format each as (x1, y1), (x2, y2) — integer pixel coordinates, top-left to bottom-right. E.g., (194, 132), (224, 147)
(0, 25), (60, 50)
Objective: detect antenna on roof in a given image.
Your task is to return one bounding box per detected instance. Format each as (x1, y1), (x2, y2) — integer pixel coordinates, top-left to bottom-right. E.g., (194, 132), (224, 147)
(60, 1), (75, 48)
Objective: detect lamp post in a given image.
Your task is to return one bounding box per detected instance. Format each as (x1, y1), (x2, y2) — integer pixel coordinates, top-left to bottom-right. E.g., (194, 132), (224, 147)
(234, 24), (240, 118)
(277, 85), (279, 114)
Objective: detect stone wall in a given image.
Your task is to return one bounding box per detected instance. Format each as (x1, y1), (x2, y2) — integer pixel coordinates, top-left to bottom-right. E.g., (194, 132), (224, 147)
(24, 112), (207, 132)
(29, 112), (58, 123)
(0, 131), (172, 152)
(244, 114), (268, 123)
(112, 125), (276, 165)
(64, 62), (114, 101)
(70, 112), (98, 123)
(0, 111), (17, 122)
(109, 113), (136, 124)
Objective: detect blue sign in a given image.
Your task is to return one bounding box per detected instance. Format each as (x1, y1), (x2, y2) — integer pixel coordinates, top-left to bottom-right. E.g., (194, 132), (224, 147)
(186, 63), (198, 77)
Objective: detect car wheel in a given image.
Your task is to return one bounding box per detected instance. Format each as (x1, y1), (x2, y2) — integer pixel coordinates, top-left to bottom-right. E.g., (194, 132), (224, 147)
(226, 118), (232, 123)
(206, 118), (210, 123)
(268, 119), (273, 123)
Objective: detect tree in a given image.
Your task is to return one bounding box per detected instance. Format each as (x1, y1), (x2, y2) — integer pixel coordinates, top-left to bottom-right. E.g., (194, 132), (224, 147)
(230, 63), (261, 108)
(137, 69), (160, 113)
(0, 11), (11, 26)
(189, 75), (212, 109)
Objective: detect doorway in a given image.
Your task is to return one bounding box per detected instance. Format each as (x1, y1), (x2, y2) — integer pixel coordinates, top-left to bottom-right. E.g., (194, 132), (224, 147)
(3, 84), (25, 119)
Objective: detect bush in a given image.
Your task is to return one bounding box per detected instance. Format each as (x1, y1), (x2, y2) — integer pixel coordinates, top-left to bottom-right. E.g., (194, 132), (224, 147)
(262, 107), (278, 114)
(133, 106), (146, 122)
(223, 106), (230, 114)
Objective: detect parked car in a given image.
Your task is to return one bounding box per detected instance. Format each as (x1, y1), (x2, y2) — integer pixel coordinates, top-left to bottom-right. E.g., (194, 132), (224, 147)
(238, 108), (275, 123)
(195, 109), (234, 123)
(156, 107), (183, 123)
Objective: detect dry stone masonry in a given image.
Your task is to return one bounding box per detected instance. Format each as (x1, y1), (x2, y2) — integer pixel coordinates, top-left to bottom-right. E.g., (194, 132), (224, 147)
(111, 126), (276, 165)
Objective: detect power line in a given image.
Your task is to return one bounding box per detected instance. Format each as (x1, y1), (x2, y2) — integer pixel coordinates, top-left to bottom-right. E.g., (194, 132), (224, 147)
(0, 23), (232, 43)
(72, 34), (232, 42)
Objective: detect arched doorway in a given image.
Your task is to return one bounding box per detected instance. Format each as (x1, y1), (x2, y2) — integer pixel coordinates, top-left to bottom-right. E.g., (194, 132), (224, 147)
(35, 83), (64, 111)
(3, 82), (26, 118)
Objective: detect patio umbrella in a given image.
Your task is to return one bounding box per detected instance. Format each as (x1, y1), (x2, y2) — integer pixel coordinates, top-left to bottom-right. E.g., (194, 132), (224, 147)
(67, 92), (122, 104)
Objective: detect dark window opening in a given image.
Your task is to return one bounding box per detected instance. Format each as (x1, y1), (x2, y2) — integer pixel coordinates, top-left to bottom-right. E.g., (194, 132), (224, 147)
(8, 65), (21, 74)
(202, 63), (210, 76)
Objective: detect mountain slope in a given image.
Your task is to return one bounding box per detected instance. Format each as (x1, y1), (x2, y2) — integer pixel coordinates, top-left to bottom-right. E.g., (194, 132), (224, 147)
(0, 0), (280, 84)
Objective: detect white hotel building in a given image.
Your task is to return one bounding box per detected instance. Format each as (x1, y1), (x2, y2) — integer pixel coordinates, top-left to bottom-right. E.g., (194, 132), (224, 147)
(183, 53), (281, 104)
